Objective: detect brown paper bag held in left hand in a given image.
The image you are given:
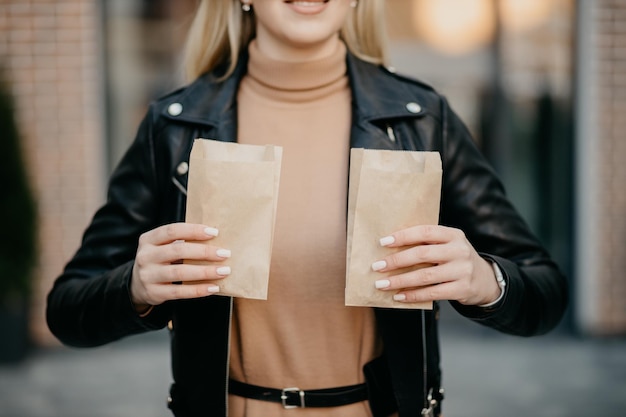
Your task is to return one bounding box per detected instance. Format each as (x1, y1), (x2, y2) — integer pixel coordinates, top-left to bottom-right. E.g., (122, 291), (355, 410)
(345, 149), (442, 309)
(184, 138), (282, 300)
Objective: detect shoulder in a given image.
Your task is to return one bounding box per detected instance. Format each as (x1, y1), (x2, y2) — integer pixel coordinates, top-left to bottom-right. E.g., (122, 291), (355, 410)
(381, 64), (438, 94)
(148, 74), (217, 113)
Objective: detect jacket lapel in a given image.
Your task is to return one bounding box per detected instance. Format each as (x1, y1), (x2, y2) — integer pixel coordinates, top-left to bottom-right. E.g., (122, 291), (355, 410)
(346, 54), (427, 151)
(162, 51), (431, 151)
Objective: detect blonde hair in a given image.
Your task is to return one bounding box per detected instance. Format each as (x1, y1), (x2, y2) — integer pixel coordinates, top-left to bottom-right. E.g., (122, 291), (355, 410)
(183, 0), (387, 81)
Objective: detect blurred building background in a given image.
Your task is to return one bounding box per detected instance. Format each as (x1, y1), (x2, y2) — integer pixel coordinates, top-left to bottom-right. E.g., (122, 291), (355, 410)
(0, 0), (625, 415)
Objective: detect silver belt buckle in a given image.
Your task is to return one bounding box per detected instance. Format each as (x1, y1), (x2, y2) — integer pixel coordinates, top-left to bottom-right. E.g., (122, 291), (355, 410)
(281, 387), (305, 409)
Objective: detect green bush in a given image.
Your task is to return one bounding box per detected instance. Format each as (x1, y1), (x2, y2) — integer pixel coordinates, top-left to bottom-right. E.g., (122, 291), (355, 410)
(0, 73), (37, 304)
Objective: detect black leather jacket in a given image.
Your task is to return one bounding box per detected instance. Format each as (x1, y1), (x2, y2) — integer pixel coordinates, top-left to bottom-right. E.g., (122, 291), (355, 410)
(47, 52), (568, 417)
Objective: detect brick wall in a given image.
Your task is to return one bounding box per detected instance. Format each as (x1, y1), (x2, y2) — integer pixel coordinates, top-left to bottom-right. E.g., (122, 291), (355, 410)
(593, 0), (626, 333)
(576, 0), (626, 335)
(0, 1), (105, 345)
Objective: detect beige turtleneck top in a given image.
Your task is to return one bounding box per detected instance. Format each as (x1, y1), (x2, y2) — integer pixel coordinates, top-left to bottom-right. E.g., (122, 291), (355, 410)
(229, 40), (380, 417)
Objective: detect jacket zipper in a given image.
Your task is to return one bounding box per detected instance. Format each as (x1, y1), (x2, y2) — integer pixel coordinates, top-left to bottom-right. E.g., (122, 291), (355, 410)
(421, 310), (429, 413)
(172, 177), (187, 196)
(386, 124), (396, 143)
(224, 297), (234, 416)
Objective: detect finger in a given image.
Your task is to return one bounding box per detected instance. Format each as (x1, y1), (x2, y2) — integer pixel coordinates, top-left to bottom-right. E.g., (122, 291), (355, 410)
(148, 281), (221, 303)
(379, 225), (463, 248)
(372, 243), (452, 272)
(391, 281), (457, 303)
(140, 223), (220, 246)
(157, 263), (232, 284)
(150, 240), (231, 265)
(374, 263), (460, 291)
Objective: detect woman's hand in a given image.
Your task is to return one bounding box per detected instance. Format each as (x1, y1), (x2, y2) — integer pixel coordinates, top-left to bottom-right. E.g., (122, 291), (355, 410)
(130, 223), (231, 311)
(371, 225), (501, 306)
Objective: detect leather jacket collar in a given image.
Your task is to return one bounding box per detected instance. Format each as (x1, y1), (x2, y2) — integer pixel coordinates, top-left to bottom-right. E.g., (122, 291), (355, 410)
(159, 49), (437, 151)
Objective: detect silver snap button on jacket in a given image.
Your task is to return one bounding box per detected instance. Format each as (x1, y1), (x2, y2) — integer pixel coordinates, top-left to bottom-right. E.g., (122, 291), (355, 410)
(406, 102), (422, 114)
(176, 161), (189, 176)
(168, 102), (183, 116)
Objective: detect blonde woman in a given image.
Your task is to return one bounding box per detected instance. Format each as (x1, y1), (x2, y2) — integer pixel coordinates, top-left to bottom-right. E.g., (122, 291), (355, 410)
(47, 1), (568, 416)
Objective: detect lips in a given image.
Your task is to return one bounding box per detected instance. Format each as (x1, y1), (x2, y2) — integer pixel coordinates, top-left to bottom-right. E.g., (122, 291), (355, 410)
(285, 0), (330, 5)
(284, 0), (330, 15)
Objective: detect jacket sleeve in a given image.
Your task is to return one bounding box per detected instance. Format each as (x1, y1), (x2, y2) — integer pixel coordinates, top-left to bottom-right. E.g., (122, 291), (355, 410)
(438, 98), (568, 336)
(46, 105), (172, 347)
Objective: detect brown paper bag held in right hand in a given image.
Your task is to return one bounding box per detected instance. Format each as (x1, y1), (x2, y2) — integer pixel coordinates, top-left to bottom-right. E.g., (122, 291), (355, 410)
(185, 139), (282, 300)
(345, 149), (442, 309)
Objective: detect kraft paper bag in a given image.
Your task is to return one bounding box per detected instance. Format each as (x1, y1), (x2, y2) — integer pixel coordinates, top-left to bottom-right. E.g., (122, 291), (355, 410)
(185, 138), (282, 300)
(345, 149), (442, 309)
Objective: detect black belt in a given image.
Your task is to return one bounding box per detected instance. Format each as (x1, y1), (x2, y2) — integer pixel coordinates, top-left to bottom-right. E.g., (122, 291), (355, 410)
(228, 379), (369, 409)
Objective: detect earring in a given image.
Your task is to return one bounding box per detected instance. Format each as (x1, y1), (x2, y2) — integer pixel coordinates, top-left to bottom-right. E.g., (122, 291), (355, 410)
(242, 2), (251, 12)
(350, 0), (357, 8)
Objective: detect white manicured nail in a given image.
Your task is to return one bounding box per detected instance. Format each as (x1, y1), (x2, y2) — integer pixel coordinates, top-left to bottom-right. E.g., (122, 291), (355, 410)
(216, 266), (231, 276)
(371, 260), (387, 271)
(207, 285), (220, 293)
(375, 279), (390, 289)
(393, 294), (406, 301)
(216, 249), (231, 258)
(379, 236), (395, 246)
(204, 227), (219, 237)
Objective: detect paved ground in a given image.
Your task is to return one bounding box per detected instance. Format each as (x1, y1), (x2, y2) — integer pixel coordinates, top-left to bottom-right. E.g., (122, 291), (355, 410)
(1, 307), (625, 417)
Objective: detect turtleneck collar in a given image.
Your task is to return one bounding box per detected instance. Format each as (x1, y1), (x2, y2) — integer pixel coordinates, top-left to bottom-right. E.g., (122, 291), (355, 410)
(244, 39), (348, 104)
